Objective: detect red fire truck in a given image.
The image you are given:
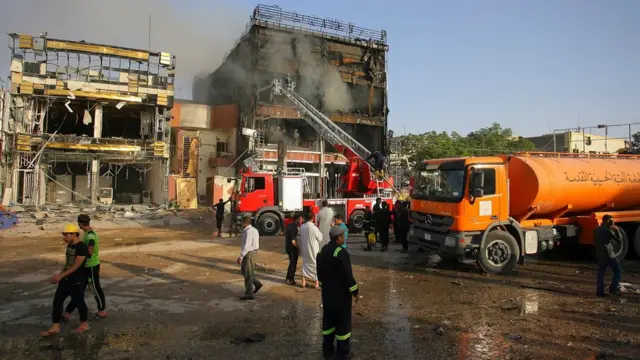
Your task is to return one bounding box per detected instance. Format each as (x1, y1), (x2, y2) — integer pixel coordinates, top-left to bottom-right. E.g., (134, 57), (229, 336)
(233, 78), (397, 235)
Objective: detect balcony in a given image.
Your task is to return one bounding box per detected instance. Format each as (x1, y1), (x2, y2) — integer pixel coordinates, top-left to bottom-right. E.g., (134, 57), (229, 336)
(208, 151), (235, 167)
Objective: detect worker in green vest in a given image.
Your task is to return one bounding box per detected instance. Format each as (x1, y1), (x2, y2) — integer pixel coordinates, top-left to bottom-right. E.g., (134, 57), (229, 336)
(63, 214), (107, 320)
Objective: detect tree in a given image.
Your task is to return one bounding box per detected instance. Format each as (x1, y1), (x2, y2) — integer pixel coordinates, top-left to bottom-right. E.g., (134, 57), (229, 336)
(629, 131), (640, 153)
(396, 122), (536, 165)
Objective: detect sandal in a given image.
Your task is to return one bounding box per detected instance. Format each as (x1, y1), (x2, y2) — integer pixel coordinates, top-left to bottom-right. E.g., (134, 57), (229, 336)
(40, 329), (61, 337)
(94, 311), (108, 320)
(72, 325), (90, 334)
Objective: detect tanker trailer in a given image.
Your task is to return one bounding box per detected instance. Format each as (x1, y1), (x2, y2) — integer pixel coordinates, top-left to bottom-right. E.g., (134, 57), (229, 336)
(408, 152), (640, 274)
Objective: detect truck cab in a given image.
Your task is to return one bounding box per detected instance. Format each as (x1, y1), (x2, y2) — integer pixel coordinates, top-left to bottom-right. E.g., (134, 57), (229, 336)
(238, 173), (274, 213)
(409, 157), (518, 273)
(236, 170), (304, 236)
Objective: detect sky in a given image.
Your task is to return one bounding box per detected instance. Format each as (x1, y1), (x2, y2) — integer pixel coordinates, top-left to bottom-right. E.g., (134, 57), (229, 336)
(1, 0), (638, 138)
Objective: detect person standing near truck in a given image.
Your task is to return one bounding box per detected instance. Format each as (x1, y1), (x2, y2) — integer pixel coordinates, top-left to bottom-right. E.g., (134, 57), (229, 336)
(362, 206), (376, 251)
(376, 202), (391, 252)
(317, 225), (359, 359)
(213, 198), (230, 238)
(284, 214), (303, 285)
(333, 214), (349, 249)
(595, 215), (623, 297)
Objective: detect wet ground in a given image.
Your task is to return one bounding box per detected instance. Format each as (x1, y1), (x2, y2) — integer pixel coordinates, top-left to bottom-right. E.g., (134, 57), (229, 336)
(1, 224), (640, 360)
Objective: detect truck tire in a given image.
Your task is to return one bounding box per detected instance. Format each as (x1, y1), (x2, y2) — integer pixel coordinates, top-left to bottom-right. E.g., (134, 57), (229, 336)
(257, 213), (281, 236)
(349, 210), (365, 233)
(477, 230), (520, 275)
(613, 226), (629, 261)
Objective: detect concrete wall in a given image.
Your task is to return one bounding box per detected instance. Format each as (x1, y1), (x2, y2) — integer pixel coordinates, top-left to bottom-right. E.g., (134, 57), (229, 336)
(196, 129), (236, 196)
(146, 160), (165, 205)
(173, 102), (212, 129)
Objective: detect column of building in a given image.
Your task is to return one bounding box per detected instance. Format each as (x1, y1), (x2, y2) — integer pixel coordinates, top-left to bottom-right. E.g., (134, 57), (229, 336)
(90, 103), (103, 203)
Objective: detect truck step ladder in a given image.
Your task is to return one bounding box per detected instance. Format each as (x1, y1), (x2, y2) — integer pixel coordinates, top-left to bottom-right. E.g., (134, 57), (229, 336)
(272, 76), (400, 197)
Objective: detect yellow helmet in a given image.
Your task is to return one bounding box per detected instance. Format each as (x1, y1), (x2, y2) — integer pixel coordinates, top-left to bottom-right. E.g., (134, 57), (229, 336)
(63, 223), (80, 234)
(367, 233), (377, 246)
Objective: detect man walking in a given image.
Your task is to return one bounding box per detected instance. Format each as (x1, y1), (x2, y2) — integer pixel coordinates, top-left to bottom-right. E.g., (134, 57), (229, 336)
(41, 224), (90, 336)
(64, 214), (107, 321)
(237, 217), (263, 300)
(595, 214), (623, 297)
(285, 214), (303, 285)
(317, 226), (359, 359)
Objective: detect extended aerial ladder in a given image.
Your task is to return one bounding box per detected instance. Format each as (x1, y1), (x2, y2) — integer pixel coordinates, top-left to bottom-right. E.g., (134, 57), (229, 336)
(271, 77), (399, 197)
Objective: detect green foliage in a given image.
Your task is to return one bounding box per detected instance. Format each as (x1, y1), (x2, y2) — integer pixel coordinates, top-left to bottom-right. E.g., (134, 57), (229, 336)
(398, 122), (536, 164)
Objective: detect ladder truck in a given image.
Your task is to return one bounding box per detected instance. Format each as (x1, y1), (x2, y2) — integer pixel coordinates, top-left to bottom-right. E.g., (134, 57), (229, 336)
(233, 77), (398, 236)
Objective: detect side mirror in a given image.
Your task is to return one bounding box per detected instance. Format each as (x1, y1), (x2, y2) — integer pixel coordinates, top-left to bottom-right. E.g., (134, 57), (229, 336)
(471, 171), (485, 189)
(470, 171), (485, 198)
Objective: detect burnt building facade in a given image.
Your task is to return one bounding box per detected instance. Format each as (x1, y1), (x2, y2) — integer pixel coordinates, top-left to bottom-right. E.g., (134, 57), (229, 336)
(194, 5), (389, 197)
(1, 34), (175, 206)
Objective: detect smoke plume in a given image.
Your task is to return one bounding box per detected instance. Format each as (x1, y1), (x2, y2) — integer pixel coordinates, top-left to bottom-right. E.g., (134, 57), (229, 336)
(265, 31), (354, 112)
(0, 0), (248, 99)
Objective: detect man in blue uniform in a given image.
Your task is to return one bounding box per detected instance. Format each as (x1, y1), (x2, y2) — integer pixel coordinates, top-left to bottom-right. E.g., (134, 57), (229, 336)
(317, 226), (359, 359)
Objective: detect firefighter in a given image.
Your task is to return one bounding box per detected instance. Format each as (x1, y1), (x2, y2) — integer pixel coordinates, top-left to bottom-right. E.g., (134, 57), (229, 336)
(317, 225), (359, 359)
(367, 151), (386, 177)
(362, 206), (376, 251)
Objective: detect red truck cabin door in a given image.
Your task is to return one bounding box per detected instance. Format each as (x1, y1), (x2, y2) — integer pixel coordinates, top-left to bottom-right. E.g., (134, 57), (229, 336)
(241, 175), (271, 212)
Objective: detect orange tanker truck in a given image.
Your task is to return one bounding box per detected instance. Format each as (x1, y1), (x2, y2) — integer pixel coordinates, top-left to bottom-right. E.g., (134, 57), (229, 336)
(408, 152), (640, 274)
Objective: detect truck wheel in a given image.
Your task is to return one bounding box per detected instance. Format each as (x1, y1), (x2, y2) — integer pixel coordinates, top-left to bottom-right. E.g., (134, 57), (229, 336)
(349, 210), (365, 233)
(477, 230), (520, 275)
(613, 227), (629, 261)
(257, 213), (281, 236)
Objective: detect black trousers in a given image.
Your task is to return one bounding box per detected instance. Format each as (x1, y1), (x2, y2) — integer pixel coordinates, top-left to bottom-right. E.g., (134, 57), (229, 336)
(322, 304), (352, 359)
(397, 229), (408, 250)
(53, 279), (87, 323)
(286, 246), (299, 281)
(216, 216), (224, 233)
(66, 265), (106, 313)
(379, 228), (390, 247)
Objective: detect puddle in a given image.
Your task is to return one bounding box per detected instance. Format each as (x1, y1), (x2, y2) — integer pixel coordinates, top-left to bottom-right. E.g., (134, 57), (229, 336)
(458, 323), (509, 360)
(383, 272), (415, 359)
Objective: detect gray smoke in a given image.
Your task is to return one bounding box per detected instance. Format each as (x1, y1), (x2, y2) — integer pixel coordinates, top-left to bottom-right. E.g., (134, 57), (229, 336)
(265, 31), (353, 112)
(0, 0), (248, 99)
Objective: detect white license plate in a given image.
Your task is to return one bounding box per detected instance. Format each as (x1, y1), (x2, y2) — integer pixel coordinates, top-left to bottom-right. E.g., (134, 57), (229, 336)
(423, 233), (431, 240)
(444, 237), (456, 247)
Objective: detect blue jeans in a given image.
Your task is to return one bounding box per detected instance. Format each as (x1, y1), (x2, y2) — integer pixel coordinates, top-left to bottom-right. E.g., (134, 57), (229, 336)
(597, 258), (622, 295)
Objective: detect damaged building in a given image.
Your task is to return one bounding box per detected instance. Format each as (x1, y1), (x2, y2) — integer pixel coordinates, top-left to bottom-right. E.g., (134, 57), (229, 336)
(1, 34), (175, 206)
(193, 4), (389, 197)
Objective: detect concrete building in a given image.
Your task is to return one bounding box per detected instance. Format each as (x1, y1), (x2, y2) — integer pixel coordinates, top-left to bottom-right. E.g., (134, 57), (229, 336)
(526, 131), (628, 154)
(1, 34), (175, 206)
(169, 99), (238, 205)
(193, 5), (389, 198)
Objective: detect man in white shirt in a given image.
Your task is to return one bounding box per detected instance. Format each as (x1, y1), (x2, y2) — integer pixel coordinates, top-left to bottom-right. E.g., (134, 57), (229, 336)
(237, 217), (263, 300)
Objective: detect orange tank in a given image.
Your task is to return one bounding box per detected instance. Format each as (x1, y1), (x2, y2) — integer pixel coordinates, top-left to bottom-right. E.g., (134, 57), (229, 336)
(506, 154), (640, 220)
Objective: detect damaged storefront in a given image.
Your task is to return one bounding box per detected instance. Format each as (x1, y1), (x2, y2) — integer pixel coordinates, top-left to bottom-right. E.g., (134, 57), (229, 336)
(2, 34), (175, 206)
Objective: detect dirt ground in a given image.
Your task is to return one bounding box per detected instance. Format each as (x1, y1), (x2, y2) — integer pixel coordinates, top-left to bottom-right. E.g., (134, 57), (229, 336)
(1, 217), (640, 360)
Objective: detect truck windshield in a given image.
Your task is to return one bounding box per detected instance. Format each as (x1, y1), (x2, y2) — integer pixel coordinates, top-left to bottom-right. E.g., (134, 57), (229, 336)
(412, 168), (465, 201)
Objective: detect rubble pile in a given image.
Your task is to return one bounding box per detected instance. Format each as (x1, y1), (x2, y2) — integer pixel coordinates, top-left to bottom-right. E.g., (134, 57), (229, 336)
(1, 204), (193, 236)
